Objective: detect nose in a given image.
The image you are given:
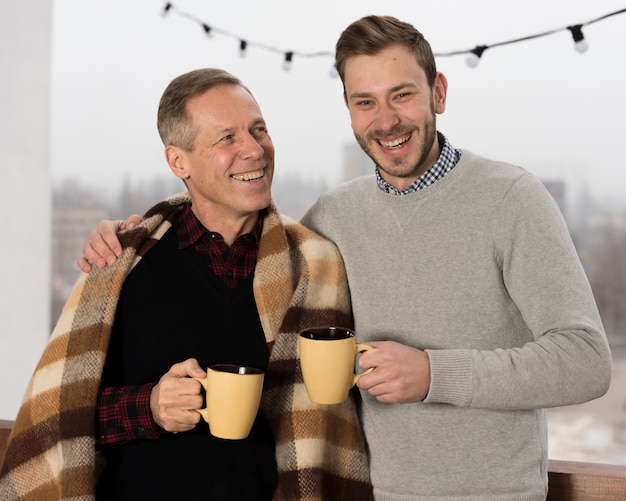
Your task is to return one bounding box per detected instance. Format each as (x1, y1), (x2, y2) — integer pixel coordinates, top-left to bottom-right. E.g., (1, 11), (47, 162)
(239, 132), (265, 159)
(376, 101), (400, 131)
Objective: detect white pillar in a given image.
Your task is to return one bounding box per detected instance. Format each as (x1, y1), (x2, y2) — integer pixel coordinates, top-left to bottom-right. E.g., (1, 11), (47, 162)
(0, 1), (52, 420)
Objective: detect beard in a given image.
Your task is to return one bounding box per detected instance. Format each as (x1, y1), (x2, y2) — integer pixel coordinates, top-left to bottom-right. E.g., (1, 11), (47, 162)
(354, 104), (438, 182)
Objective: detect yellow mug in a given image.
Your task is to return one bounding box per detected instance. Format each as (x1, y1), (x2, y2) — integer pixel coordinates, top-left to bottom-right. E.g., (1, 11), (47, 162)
(193, 364), (264, 440)
(299, 326), (374, 404)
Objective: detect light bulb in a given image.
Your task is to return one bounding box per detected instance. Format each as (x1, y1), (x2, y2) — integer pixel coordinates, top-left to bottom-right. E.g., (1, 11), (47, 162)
(282, 52), (293, 71)
(466, 46), (487, 68)
(202, 24), (214, 38)
(568, 25), (589, 54)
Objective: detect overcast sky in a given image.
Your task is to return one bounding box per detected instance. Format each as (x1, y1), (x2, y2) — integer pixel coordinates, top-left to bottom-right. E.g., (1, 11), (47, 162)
(51, 0), (626, 207)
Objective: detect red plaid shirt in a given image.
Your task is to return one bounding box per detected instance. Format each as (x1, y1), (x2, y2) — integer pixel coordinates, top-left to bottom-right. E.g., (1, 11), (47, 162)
(96, 205), (263, 446)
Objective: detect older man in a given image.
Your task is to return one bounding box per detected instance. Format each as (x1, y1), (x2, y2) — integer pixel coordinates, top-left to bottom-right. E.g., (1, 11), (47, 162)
(0, 69), (372, 501)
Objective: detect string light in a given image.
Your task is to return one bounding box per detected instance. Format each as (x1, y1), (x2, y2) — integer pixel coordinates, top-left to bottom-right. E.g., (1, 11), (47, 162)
(568, 25), (589, 53)
(202, 23), (213, 38)
(282, 52), (294, 71)
(466, 45), (487, 68)
(159, 3), (626, 73)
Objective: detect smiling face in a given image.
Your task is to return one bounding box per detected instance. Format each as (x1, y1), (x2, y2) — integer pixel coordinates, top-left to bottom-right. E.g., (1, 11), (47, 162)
(343, 43), (448, 191)
(165, 84), (274, 242)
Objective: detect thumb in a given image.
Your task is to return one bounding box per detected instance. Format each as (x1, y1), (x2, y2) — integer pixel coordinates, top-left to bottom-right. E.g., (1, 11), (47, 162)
(168, 358), (206, 378)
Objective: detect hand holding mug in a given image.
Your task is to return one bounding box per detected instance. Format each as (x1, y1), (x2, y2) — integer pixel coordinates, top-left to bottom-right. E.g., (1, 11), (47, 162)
(193, 364), (264, 440)
(150, 358), (207, 433)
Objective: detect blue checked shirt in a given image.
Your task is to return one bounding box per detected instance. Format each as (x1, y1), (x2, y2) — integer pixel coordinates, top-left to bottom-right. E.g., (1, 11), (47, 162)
(376, 132), (461, 195)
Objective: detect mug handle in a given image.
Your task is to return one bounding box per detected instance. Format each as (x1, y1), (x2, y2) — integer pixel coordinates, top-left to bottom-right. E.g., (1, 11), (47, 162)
(192, 377), (209, 422)
(352, 343), (375, 386)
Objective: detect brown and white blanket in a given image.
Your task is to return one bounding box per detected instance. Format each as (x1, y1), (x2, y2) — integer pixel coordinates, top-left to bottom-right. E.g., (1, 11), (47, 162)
(0, 192), (372, 500)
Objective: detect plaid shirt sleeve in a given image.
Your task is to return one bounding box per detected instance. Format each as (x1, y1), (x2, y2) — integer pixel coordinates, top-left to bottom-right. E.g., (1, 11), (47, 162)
(96, 383), (163, 447)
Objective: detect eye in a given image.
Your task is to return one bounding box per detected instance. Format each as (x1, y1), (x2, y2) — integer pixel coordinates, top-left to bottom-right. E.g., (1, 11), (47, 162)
(252, 126), (269, 138)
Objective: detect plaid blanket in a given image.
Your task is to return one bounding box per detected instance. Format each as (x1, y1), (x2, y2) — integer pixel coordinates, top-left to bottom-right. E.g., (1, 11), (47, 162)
(0, 192), (372, 500)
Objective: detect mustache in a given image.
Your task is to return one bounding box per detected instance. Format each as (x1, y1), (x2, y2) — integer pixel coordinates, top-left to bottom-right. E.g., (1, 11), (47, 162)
(368, 125), (415, 140)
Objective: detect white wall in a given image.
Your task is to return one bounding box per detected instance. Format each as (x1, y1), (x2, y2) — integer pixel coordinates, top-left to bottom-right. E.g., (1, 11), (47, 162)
(0, 0), (52, 420)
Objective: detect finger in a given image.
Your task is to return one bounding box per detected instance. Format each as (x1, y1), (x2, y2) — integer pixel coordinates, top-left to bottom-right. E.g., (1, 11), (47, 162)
(156, 408), (202, 432)
(160, 376), (204, 399)
(122, 214), (142, 230)
(374, 393), (396, 404)
(175, 409), (203, 427)
(158, 387), (204, 410)
(362, 341), (385, 348)
(356, 370), (381, 391)
(164, 409), (203, 433)
(359, 346), (386, 369)
(81, 241), (107, 269)
(359, 377), (394, 401)
(357, 361), (400, 391)
(178, 393), (204, 410)
(76, 256), (93, 273)
(86, 234), (121, 267)
(95, 221), (125, 258)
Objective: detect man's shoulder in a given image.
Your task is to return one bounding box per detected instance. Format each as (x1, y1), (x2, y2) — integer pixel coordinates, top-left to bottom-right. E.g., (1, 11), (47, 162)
(460, 149), (523, 172)
(330, 174), (376, 194)
(312, 174), (376, 208)
(459, 150), (553, 214)
(283, 214), (332, 242)
(459, 150), (535, 186)
(282, 215), (342, 256)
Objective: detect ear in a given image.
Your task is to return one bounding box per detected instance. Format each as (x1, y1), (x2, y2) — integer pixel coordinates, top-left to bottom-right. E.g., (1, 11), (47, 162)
(432, 72), (448, 114)
(165, 145), (189, 180)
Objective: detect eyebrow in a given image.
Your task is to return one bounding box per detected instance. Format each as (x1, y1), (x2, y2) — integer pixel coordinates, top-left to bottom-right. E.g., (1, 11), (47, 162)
(211, 118), (267, 138)
(348, 82), (419, 101)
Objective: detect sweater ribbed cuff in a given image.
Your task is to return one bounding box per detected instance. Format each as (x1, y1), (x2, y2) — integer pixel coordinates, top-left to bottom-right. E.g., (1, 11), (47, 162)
(423, 349), (472, 407)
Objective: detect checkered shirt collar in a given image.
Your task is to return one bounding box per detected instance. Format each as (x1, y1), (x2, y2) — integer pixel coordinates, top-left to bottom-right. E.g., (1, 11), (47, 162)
(375, 132), (461, 195)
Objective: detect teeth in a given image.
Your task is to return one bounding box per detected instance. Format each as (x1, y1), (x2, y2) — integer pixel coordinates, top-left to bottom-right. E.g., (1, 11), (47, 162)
(232, 170), (264, 181)
(380, 134), (410, 148)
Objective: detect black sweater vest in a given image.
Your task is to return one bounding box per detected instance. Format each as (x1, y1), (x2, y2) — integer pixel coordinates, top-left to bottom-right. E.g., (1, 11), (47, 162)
(97, 226), (277, 500)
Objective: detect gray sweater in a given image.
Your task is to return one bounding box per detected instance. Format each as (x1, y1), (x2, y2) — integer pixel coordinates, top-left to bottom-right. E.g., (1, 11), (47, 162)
(301, 150), (612, 500)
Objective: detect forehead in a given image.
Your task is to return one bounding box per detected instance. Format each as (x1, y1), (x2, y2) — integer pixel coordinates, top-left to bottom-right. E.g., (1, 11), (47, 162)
(344, 44), (427, 96)
(187, 85), (263, 130)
